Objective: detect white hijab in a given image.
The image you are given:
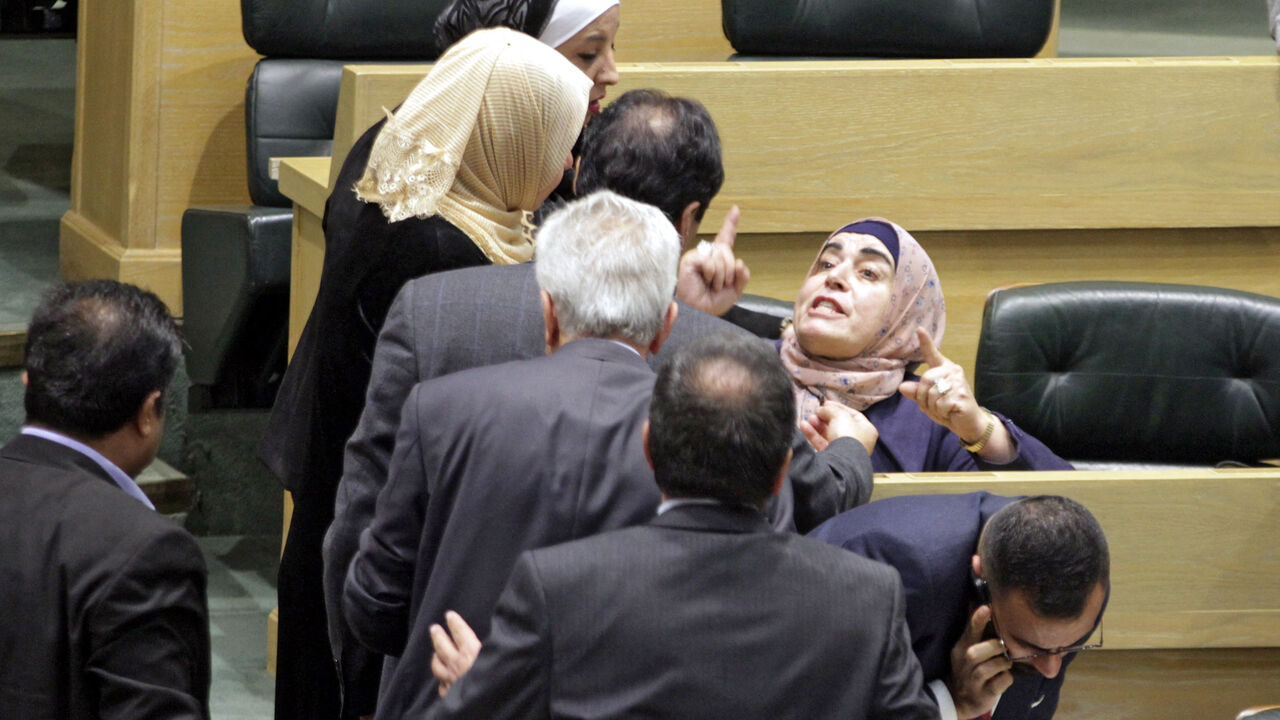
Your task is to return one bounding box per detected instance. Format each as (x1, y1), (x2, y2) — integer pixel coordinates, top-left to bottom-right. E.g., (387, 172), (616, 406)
(539, 0), (619, 48)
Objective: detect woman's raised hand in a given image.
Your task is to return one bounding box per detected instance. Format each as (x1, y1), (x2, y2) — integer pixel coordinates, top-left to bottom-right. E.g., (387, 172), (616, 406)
(898, 328), (984, 438)
(898, 328), (1016, 462)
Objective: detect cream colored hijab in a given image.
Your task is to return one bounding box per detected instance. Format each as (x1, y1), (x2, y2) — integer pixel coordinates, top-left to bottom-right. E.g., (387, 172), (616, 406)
(354, 27), (591, 264)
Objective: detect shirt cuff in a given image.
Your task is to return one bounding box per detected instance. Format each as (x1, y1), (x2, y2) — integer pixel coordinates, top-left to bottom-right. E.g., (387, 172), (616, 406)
(929, 679), (959, 720)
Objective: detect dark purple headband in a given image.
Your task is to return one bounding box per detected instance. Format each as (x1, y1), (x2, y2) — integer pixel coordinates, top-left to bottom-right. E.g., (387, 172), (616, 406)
(832, 220), (899, 267)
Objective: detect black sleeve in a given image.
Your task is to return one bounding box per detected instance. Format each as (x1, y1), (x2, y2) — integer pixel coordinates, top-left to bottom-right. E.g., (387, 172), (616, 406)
(787, 432), (874, 534)
(721, 304), (786, 340)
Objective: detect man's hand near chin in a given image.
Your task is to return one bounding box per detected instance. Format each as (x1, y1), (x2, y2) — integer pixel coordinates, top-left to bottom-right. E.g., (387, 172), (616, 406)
(676, 205), (750, 316)
(947, 604), (1014, 719)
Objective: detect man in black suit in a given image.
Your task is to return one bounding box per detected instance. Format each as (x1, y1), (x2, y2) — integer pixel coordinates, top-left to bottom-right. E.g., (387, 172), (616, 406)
(323, 91), (873, 717)
(426, 331), (938, 720)
(809, 493), (1109, 720)
(0, 280), (210, 720)
(344, 191), (689, 718)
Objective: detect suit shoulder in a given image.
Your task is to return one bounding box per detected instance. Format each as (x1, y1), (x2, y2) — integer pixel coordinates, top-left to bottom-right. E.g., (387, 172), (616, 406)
(785, 533), (904, 587)
(522, 524), (653, 575)
(404, 260), (533, 297)
(2, 462), (203, 580)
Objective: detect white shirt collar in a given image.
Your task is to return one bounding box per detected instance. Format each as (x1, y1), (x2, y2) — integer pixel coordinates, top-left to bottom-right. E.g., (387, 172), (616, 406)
(21, 426), (155, 509)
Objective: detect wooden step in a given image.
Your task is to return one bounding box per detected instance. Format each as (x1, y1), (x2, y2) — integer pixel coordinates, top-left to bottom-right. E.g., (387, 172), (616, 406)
(136, 457), (196, 521)
(0, 325), (24, 369)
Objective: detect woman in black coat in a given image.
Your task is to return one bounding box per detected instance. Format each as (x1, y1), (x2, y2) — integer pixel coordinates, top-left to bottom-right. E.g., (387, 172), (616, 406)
(261, 27), (589, 720)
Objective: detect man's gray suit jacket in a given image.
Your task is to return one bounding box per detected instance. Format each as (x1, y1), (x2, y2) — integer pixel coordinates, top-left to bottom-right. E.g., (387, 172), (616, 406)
(427, 503), (939, 720)
(345, 339), (672, 719)
(322, 262), (873, 713)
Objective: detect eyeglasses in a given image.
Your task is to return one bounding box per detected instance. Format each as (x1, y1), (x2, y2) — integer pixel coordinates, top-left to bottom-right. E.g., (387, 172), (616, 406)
(987, 602), (1104, 663)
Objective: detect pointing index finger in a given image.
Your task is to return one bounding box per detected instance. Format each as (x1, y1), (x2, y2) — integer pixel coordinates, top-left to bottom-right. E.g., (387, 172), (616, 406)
(715, 205), (740, 249)
(916, 326), (947, 368)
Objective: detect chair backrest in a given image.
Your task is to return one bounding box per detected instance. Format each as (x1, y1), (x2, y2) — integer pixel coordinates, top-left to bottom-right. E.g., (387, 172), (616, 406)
(242, 0), (452, 59)
(721, 0), (1055, 57)
(245, 59), (345, 206)
(974, 281), (1280, 466)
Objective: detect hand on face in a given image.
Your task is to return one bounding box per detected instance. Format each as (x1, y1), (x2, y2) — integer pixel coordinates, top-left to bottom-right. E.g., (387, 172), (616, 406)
(898, 327), (987, 441)
(800, 401), (878, 455)
(676, 205), (750, 316)
(430, 610), (482, 698)
(947, 604), (1014, 719)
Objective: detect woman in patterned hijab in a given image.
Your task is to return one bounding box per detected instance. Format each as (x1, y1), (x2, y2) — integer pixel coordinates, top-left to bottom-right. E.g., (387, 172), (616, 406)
(779, 218), (1071, 474)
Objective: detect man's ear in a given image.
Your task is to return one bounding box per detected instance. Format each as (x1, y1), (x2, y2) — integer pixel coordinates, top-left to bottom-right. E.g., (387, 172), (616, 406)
(770, 448), (793, 497)
(677, 201), (702, 248)
(133, 390), (164, 439)
(571, 157), (582, 197)
(972, 554), (983, 580)
(641, 420), (654, 471)
(647, 301), (679, 356)
(21, 371), (27, 387)
(540, 289), (559, 355)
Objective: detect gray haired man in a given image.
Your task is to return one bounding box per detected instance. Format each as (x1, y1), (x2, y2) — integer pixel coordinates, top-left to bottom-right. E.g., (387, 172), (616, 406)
(342, 191), (684, 719)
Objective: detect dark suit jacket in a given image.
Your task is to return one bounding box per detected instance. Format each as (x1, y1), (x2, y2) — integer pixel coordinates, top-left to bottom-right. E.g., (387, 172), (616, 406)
(323, 262), (872, 713)
(808, 492), (1073, 720)
(344, 339), (675, 719)
(0, 434), (210, 720)
(428, 503), (939, 720)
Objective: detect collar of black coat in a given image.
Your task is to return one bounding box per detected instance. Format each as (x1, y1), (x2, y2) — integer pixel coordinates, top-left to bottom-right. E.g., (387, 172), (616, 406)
(650, 501), (773, 534)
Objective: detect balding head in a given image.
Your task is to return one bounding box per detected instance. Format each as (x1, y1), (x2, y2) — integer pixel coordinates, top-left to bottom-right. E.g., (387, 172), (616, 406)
(647, 332), (795, 507)
(576, 89), (724, 238)
(24, 279), (181, 438)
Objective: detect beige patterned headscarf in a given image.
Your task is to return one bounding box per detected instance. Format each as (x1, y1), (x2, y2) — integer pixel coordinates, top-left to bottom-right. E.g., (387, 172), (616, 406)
(780, 218), (946, 421)
(355, 27), (591, 264)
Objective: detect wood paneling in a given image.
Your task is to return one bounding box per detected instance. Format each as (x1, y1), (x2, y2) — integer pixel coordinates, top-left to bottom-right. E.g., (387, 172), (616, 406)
(278, 157), (330, 357)
(1057, 648), (1280, 720)
(1034, 0), (1061, 58)
(872, 468), (1280, 649)
(332, 57), (1280, 238)
(62, 0), (258, 315)
(619, 0), (733, 61)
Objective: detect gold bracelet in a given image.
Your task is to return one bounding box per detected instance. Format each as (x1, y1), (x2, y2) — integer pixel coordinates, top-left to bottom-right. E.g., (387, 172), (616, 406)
(961, 409), (996, 453)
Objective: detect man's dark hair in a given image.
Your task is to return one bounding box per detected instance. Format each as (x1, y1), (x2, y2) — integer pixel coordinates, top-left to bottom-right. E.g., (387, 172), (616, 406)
(577, 89), (724, 228)
(24, 280), (182, 437)
(980, 495), (1111, 618)
(433, 0), (556, 55)
(648, 332), (794, 506)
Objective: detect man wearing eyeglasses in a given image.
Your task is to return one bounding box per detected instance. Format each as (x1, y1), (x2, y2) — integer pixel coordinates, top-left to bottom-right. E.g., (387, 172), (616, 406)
(809, 493), (1109, 720)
